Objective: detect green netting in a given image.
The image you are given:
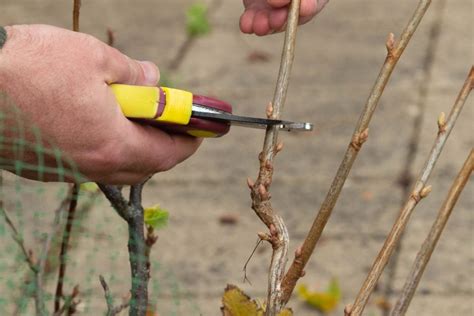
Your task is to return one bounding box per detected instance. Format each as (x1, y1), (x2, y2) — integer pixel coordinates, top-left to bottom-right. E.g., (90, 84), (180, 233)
(0, 94), (200, 315)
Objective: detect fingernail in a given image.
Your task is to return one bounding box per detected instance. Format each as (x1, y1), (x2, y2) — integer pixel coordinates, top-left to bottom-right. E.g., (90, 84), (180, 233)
(140, 61), (160, 85)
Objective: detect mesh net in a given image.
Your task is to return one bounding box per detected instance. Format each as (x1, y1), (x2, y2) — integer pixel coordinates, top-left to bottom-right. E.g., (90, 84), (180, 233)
(0, 93), (200, 315)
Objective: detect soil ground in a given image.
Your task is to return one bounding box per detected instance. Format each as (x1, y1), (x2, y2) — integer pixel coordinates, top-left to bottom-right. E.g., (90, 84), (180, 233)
(0, 1), (472, 315)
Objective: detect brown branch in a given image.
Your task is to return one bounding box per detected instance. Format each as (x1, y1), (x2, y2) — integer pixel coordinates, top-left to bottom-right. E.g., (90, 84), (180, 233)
(54, 184), (80, 313)
(246, 0), (301, 314)
(53, 285), (81, 316)
(390, 149), (473, 316)
(347, 66), (473, 316)
(379, 1), (446, 311)
(280, 0), (433, 304)
(99, 275), (131, 316)
(35, 188), (72, 316)
(106, 28), (115, 46)
(72, 0), (81, 32)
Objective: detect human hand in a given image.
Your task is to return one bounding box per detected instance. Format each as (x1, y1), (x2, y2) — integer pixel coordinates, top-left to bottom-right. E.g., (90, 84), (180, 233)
(240, 0), (328, 36)
(0, 24), (201, 184)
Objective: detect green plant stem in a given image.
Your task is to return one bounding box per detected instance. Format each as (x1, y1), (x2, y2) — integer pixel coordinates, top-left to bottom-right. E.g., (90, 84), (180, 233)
(99, 183), (150, 316)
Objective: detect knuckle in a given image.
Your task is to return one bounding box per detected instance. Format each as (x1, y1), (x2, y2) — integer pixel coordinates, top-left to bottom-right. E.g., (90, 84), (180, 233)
(92, 42), (110, 70)
(79, 34), (110, 70)
(82, 142), (124, 176)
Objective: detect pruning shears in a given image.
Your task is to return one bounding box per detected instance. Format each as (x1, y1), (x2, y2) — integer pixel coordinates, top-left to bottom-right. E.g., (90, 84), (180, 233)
(111, 84), (313, 137)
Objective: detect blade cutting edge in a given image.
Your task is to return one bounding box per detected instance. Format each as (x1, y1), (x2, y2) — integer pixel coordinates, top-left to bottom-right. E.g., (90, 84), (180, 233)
(191, 104), (313, 132)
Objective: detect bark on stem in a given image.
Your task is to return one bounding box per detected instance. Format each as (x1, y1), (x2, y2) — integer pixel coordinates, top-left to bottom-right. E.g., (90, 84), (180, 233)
(390, 149), (473, 316)
(348, 66), (473, 316)
(100, 275), (131, 316)
(381, 2), (446, 309)
(54, 184), (80, 313)
(73, 0), (81, 32)
(99, 183), (150, 316)
(248, 0), (301, 314)
(127, 184), (149, 316)
(281, 0), (433, 304)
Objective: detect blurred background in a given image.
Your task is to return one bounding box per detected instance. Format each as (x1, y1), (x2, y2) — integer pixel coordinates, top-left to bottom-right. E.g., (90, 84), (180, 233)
(0, 1), (472, 315)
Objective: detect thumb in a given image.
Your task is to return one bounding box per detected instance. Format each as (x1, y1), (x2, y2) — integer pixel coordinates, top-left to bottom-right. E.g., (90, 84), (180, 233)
(103, 45), (160, 86)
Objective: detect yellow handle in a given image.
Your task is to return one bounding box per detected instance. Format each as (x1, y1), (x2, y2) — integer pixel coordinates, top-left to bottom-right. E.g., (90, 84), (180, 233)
(110, 84), (193, 125)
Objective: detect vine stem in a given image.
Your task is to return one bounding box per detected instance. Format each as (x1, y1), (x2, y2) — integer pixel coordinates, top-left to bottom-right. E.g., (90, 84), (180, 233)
(247, 0), (301, 314)
(390, 150), (473, 316)
(0, 173), (72, 316)
(347, 66), (472, 316)
(99, 182), (150, 316)
(280, 0), (434, 304)
(73, 0), (81, 32)
(54, 184), (80, 313)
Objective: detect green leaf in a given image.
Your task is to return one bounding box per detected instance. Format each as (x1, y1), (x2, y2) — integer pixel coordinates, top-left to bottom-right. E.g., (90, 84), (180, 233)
(221, 285), (293, 316)
(186, 3), (211, 37)
(80, 182), (99, 193)
(297, 278), (341, 314)
(221, 285), (263, 316)
(144, 205), (169, 230)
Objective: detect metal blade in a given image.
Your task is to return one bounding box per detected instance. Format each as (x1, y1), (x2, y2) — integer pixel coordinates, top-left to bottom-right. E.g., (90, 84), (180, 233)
(192, 104), (313, 132)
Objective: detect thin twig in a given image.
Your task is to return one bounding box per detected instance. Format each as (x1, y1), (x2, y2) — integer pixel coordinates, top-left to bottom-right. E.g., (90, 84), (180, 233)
(246, 0), (301, 314)
(52, 1), (82, 310)
(242, 237), (264, 285)
(35, 188), (72, 316)
(280, 0), (434, 304)
(347, 66), (473, 316)
(53, 285), (81, 316)
(100, 275), (131, 316)
(0, 173), (70, 316)
(390, 149), (473, 316)
(106, 28), (115, 47)
(13, 190), (99, 316)
(380, 1), (446, 311)
(72, 0), (81, 32)
(54, 184), (80, 313)
(0, 202), (37, 272)
(4, 186), (70, 316)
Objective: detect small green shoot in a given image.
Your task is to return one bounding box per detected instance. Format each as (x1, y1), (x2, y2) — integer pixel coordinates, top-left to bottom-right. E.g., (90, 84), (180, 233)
(144, 204), (169, 230)
(80, 182), (99, 193)
(186, 3), (211, 37)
